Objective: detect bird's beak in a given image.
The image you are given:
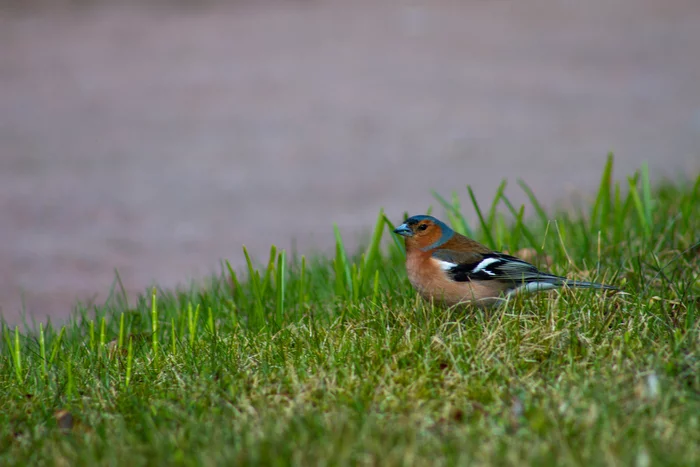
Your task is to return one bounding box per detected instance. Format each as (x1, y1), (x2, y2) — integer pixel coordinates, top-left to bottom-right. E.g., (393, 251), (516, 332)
(393, 223), (413, 237)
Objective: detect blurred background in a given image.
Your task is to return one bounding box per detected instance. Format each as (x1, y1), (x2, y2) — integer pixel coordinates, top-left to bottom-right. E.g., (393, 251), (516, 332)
(1, 0), (699, 324)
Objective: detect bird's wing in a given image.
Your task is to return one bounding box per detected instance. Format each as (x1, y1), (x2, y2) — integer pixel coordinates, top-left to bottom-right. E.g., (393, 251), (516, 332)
(431, 250), (563, 285)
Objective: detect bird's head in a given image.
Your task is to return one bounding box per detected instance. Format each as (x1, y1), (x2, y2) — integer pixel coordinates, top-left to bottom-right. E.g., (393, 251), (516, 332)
(393, 215), (454, 251)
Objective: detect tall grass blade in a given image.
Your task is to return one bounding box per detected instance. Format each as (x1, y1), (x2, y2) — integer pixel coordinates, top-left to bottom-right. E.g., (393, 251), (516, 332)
(509, 204), (525, 249)
(49, 326), (65, 366)
(431, 190), (473, 237)
(612, 181), (623, 245)
(226, 260), (247, 309)
(65, 357), (73, 398)
(628, 175), (652, 239)
(591, 153), (614, 232)
(151, 287), (159, 360)
(487, 179), (507, 230)
(681, 175), (700, 230)
(188, 303), (200, 349)
(298, 255), (306, 309)
(448, 191), (467, 236)
(171, 317), (177, 355)
(100, 317), (106, 349)
(243, 246), (265, 328)
(207, 307), (215, 335)
(276, 249), (286, 325)
(125, 336), (133, 388)
(641, 162), (653, 228)
(382, 215), (406, 259)
(13, 327), (22, 383)
(118, 313), (125, 350)
(372, 269), (380, 303)
(260, 245), (278, 299)
(517, 179), (549, 226)
(364, 209), (385, 266)
(89, 320), (95, 352)
(500, 194), (540, 251)
(467, 185), (496, 248)
(333, 224), (352, 300)
(39, 323), (47, 380)
(352, 263), (361, 302)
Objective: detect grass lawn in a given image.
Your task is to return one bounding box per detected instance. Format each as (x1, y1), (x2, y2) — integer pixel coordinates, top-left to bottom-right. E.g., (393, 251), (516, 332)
(1, 156), (699, 466)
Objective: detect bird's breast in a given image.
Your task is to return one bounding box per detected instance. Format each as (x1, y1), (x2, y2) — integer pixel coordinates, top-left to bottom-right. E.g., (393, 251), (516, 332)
(404, 251), (506, 307)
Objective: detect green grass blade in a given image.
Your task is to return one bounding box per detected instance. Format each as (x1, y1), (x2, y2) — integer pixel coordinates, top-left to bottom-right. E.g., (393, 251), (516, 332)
(207, 307), (215, 335)
(517, 179), (549, 226)
(467, 185), (496, 248)
(89, 320), (95, 352)
(171, 317), (177, 355)
(49, 326), (65, 365)
(372, 269), (380, 303)
(628, 175), (652, 239)
(243, 246), (265, 328)
(100, 317), (106, 350)
(431, 190), (473, 237)
(681, 175), (700, 230)
(333, 224), (352, 300)
(363, 209), (386, 275)
(39, 323), (47, 380)
(612, 181), (623, 245)
(500, 194), (540, 251)
(298, 255), (307, 309)
(487, 179), (507, 230)
(188, 303), (200, 349)
(13, 327), (22, 383)
(591, 153), (614, 232)
(65, 357), (73, 398)
(382, 215), (407, 259)
(125, 336), (133, 389)
(260, 245), (278, 299)
(151, 288), (159, 360)
(118, 313), (125, 350)
(226, 260), (247, 309)
(448, 191), (467, 236)
(276, 250), (286, 325)
(351, 262), (361, 302)
(641, 162), (653, 229)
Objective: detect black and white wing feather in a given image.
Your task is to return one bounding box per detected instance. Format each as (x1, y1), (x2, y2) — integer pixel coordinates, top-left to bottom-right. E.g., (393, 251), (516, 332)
(432, 251), (550, 283)
(431, 250), (616, 294)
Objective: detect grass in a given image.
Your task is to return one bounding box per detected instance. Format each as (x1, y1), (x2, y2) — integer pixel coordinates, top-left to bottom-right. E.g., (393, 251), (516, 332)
(1, 155), (699, 466)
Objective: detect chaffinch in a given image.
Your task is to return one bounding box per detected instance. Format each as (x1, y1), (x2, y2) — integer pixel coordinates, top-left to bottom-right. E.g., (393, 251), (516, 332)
(393, 215), (618, 307)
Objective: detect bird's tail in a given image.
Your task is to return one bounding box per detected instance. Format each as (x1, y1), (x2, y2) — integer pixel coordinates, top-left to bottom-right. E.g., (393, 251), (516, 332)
(509, 274), (620, 296)
(559, 279), (619, 291)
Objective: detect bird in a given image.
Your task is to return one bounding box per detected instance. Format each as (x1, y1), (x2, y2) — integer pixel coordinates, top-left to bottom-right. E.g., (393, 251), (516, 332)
(393, 215), (618, 307)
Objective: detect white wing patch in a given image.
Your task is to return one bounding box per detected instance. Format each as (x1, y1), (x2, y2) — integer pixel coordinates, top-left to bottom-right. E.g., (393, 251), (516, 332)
(472, 257), (500, 276)
(431, 258), (458, 271)
(506, 281), (559, 296)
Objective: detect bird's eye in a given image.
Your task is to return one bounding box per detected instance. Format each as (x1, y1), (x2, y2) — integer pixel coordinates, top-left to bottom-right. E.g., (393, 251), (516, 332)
(418, 224), (428, 231)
